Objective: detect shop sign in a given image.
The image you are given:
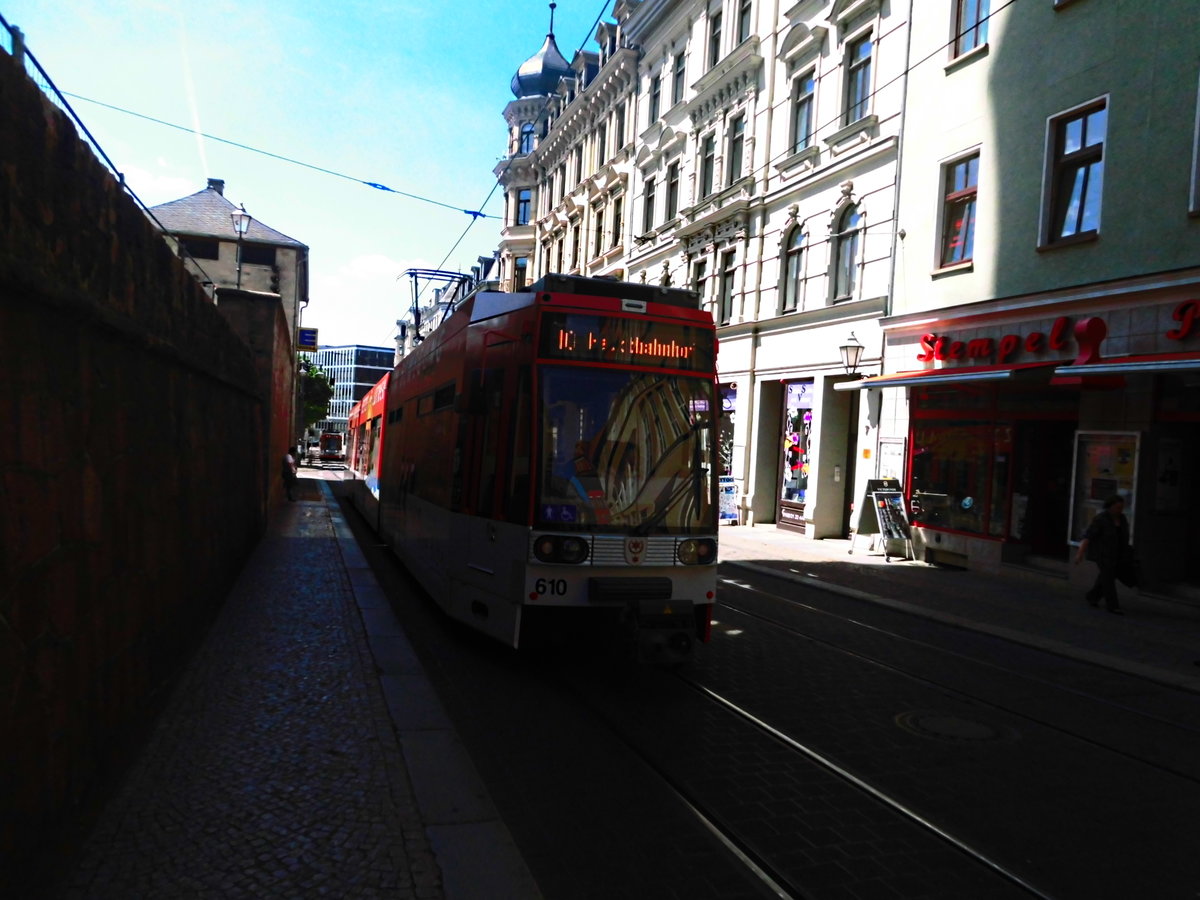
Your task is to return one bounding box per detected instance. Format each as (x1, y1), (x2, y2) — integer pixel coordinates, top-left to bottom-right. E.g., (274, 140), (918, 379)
(1167, 299), (1200, 341)
(917, 316), (1108, 366)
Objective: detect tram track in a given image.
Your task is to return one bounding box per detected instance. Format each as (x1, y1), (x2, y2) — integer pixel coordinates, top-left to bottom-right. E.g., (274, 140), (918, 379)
(715, 575), (1200, 785)
(552, 655), (1038, 900)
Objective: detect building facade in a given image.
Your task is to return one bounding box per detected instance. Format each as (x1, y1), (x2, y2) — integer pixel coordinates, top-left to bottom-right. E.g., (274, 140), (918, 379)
(499, 0), (1199, 595)
(851, 0), (1200, 596)
(307, 344), (395, 435)
(150, 178), (310, 343)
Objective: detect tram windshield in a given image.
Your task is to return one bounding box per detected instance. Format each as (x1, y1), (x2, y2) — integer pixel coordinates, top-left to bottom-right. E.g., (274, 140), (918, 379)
(537, 366), (717, 534)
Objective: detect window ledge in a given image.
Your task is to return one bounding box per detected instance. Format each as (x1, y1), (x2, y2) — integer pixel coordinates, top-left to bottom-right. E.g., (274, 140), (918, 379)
(776, 144), (820, 175)
(931, 260), (973, 278)
(1037, 230), (1099, 252)
(945, 42), (989, 74)
(824, 114), (879, 155)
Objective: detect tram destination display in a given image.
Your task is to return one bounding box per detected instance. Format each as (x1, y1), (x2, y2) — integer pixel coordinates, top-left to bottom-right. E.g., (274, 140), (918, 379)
(539, 312), (715, 371)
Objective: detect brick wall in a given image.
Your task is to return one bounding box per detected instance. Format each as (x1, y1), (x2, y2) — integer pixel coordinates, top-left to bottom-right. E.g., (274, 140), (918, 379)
(0, 51), (289, 875)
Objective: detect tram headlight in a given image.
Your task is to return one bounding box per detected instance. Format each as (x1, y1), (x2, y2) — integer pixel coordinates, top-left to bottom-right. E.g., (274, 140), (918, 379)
(533, 536), (559, 562)
(677, 538), (717, 565)
(532, 535), (590, 564)
(559, 537), (590, 564)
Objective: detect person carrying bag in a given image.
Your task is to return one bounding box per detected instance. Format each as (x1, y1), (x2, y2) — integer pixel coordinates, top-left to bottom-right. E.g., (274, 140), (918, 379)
(1073, 494), (1134, 615)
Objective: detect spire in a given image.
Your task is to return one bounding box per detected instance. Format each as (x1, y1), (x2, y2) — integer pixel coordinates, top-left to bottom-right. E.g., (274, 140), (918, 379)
(549, 1), (556, 37)
(510, 3), (572, 98)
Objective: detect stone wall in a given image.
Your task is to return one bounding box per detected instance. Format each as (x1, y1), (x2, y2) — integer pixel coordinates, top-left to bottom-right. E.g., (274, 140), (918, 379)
(0, 50), (285, 875)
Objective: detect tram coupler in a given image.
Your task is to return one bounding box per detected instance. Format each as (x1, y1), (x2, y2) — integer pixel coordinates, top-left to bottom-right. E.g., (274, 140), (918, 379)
(628, 598), (695, 665)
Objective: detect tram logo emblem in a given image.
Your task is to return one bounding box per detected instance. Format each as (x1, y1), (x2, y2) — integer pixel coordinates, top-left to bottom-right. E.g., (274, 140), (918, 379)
(625, 538), (645, 565)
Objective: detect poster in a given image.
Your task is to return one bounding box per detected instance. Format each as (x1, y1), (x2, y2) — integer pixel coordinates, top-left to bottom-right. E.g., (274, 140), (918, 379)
(719, 476), (740, 523)
(1068, 431), (1139, 544)
(877, 438), (905, 482)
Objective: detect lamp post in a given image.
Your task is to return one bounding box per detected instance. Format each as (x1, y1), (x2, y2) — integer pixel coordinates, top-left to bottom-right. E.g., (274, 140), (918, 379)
(839, 331), (864, 375)
(230, 203), (252, 289)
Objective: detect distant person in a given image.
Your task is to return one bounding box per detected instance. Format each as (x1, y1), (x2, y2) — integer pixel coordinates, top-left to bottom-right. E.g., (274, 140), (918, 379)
(1074, 494), (1131, 615)
(282, 447), (298, 502)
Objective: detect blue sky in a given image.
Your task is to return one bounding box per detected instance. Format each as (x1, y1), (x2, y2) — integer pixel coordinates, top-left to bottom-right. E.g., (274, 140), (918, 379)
(3, 0), (610, 346)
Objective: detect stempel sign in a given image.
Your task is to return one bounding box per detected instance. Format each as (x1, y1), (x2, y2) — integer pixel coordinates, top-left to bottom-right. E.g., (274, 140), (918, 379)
(917, 300), (1199, 366)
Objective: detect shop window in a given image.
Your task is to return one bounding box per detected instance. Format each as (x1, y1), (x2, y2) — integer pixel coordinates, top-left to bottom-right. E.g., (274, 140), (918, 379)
(940, 153), (978, 267)
(1043, 99), (1106, 245)
(781, 382), (814, 504)
(910, 422), (993, 534)
(953, 0), (989, 57)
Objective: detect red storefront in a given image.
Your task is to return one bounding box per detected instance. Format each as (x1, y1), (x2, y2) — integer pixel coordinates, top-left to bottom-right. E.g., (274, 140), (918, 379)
(852, 292), (1200, 596)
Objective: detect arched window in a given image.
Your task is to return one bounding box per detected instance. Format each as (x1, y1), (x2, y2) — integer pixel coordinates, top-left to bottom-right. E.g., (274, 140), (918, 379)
(781, 227), (804, 312)
(833, 204), (862, 300)
(519, 122), (536, 155)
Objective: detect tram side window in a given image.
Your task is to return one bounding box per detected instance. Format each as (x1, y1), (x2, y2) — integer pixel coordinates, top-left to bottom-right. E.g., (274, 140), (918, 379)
(476, 369), (504, 519)
(504, 366), (532, 523)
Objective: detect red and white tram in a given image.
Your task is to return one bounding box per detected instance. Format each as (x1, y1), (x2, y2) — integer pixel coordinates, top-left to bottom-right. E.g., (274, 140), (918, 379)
(345, 275), (719, 661)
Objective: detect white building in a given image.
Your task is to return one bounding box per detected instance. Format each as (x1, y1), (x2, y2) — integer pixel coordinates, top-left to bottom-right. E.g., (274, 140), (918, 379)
(307, 344), (395, 435)
(501, 0), (908, 538)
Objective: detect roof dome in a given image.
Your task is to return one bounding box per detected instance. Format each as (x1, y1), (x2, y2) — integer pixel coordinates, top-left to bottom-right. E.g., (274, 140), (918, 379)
(510, 32), (571, 98)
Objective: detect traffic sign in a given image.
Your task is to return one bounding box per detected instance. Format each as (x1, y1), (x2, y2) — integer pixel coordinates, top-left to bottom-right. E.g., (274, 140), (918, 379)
(298, 327), (318, 351)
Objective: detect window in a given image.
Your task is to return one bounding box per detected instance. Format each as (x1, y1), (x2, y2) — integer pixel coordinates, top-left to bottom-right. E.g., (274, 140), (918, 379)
(240, 244), (276, 266)
(574, 144), (584, 183)
(514, 257), (529, 291)
(516, 188), (532, 226)
(1046, 101), (1106, 243)
(649, 74), (662, 123)
(596, 122), (608, 165)
(791, 71), (815, 153)
(642, 177), (657, 232)
(593, 208), (605, 258)
(615, 101), (626, 148)
(180, 237), (219, 260)
(692, 259), (708, 299)
(673, 53), (687, 105)
(940, 153), (978, 266)
(555, 239), (565, 274)
(666, 162), (681, 219)
(571, 222), (581, 269)
(738, 0), (753, 44)
(954, 0), (990, 57)
(718, 250), (737, 324)
(833, 204), (862, 300)
(612, 196), (623, 247)
(728, 115), (746, 184)
(700, 134), (716, 197)
(846, 34), (872, 124)
(519, 122), (535, 154)
(782, 227), (804, 312)
(708, 9), (723, 69)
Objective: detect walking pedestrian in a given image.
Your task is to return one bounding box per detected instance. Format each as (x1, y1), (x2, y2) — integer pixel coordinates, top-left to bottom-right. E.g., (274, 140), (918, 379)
(1073, 494), (1131, 615)
(282, 447), (298, 501)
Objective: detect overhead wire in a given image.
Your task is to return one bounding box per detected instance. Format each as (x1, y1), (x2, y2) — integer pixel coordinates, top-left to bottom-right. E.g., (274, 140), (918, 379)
(398, 0), (617, 341)
(59, 91), (494, 220)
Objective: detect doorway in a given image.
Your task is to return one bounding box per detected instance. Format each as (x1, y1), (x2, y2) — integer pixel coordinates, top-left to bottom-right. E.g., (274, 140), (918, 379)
(1011, 420), (1075, 558)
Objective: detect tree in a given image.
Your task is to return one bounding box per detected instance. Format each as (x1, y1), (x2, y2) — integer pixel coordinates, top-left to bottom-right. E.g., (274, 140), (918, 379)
(297, 357), (334, 431)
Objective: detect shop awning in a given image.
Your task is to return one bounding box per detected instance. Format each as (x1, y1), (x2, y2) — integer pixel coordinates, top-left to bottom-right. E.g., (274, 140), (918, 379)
(834, 362), (1056, 391)
(1053, 354), (1200, 377)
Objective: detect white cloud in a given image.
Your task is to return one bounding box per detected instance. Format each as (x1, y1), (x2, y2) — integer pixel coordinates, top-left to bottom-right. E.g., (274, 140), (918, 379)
(306, 253), (430, 347)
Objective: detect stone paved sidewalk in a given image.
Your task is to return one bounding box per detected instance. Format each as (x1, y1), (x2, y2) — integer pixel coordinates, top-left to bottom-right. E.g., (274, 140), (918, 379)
(51, 492), (442, 899)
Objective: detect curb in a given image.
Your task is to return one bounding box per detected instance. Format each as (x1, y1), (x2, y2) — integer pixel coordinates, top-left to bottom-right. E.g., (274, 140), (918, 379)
(724, 559), (1200, 696)
(319, 482), (543, 900)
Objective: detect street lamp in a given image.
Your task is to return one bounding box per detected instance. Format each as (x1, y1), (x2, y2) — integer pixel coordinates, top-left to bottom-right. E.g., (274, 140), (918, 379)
(839, 331), (864, 374)
(230, 203), (252, 289)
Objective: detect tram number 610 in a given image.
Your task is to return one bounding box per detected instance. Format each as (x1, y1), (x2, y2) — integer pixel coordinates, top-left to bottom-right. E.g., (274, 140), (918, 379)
(534, 578), (568, 596)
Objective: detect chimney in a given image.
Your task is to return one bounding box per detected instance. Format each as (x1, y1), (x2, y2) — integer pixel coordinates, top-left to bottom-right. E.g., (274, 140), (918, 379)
(207, 178), (225, 195)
